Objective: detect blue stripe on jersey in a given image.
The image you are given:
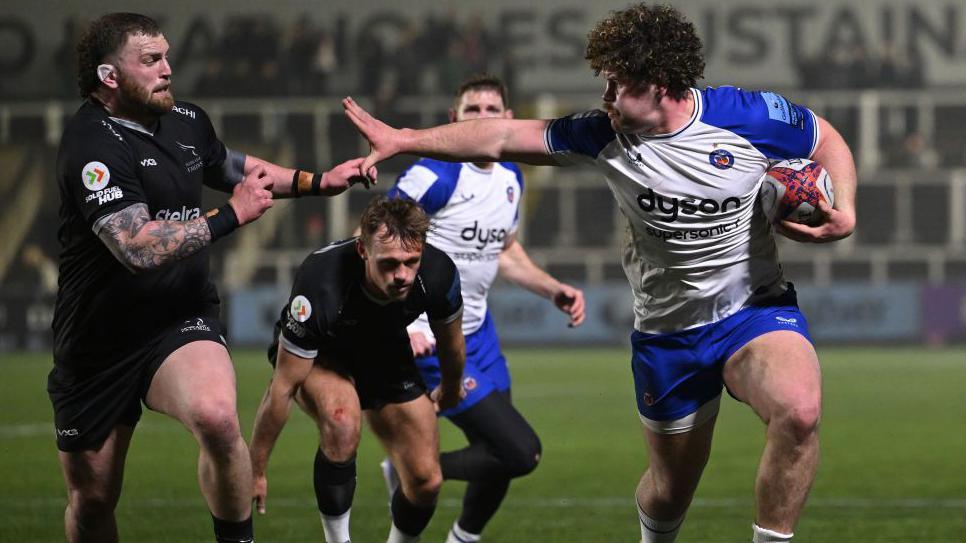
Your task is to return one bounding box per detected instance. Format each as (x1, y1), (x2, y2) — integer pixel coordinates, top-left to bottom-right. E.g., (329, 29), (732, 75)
(385, 185), (411, 201)
(699, 86), (817, 160)
(545, 111), (616, 158)
(394, 159), (463, 215)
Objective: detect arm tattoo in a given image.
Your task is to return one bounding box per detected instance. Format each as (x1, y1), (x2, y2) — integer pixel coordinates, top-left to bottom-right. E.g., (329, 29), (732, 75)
(97, 203), (213, 272)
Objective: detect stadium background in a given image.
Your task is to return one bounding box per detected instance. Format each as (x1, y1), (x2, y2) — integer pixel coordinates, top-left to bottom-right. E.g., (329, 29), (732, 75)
(1, 1), (964, 541)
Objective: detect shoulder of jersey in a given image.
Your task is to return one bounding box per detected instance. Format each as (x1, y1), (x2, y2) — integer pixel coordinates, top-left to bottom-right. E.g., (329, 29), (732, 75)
(307, 238), (356, 265)
(422, 242), (455, 269)
(698, 85), (768, 120)
(409, 158), (463, 179)
(64, 103), (128, 146)
(497, 161), (522, 175)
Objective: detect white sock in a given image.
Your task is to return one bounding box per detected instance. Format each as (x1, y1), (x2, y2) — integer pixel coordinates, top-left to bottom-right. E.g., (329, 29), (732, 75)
(386, 522), (419, 543)
(752, 523), (793, 543)
(446, 521), (481, 543)
(638, 501), (684, 543)
(320, 510), (351, 543)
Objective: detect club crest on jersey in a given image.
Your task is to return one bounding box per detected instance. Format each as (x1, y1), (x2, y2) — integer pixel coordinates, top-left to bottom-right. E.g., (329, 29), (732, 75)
(82, 161), (110, 191)
(463, 377), (478, 391)
(290, 295), (312, 322)
(708, 149), (735, 170)
(506, 186), (515, 203)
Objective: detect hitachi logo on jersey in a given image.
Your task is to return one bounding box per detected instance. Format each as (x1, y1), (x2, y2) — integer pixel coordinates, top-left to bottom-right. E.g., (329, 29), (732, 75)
(171, 105), (196, 119)
(155, 206), (201, 221)
(461, 221), (508, 250)
(636, 188), (741, 222)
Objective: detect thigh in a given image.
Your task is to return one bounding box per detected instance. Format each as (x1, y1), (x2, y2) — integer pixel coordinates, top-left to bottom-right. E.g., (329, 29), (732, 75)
(630, 329), (724, 432)
(723, 330), (821, 423)
(59, 425), (135, 502)
(144, 340), (236, 423)
(642, 414), (717, 487)
(297, 359), (362, 449)
(48, 354), (148, 452)
(366, 395), (440, 481)
(349, 340), (426, 411)
(448, 391), (539, 455)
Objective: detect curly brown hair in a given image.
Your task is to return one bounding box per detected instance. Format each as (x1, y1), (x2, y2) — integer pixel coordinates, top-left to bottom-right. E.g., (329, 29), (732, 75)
(585, 3), (704, 100)
(76, 13), (161, 98)
(359, 196), (430, 252)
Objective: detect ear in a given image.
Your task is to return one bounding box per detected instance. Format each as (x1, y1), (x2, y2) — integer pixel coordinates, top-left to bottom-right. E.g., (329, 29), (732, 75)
(356, 238), (367, 260)
(505, 108), (514, 119)
(97, 64), (119, 89)
(448, 108), (457, 123)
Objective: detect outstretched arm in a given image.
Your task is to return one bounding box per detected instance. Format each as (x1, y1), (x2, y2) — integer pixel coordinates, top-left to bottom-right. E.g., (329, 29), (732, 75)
(96, 165), (273, 273)
(250, 346), (314, 514)
(241, 155), (375, 198)
(343, 96), (557, 175)
(499, 234), (586, 327)
(779, 115), (857, 243)
(428, 314), (466, 412)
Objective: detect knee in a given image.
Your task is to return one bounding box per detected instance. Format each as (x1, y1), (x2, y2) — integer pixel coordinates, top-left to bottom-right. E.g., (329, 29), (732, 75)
(68, 485), (119, 519)
(188, 399), (242, 453)
(319, 407), (360, 461)
(502, 435), (542, 478)
(773, 401), (821, 444)
(404, 469), (443, 507)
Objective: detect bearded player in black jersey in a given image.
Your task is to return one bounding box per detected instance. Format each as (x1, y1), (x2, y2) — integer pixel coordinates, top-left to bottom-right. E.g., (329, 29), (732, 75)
(250, 197), (465, 543)
(49, 13), (369, 543)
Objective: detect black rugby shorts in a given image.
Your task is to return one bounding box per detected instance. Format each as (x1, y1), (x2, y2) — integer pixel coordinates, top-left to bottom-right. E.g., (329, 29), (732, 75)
(48, 315), (226, 452)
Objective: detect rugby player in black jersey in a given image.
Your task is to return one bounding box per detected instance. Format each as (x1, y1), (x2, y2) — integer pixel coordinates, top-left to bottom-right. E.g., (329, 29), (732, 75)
(49, 13), (369, 543)
(250, 197), (466, 543)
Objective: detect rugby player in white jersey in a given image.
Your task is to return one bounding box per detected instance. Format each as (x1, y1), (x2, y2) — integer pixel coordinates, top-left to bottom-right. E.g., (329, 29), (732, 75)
(383, 74), (586, 543)
(343, 4), (856, 542)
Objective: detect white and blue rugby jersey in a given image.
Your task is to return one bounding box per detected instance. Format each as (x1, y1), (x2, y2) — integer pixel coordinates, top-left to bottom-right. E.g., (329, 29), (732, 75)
(388, 159), (524, 338)
(545, 87), (819, 333)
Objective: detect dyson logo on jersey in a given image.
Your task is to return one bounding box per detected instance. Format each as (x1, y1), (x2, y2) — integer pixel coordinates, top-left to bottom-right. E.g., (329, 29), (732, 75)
(155, 206), (202, 221)
(461, 221), (508, 250)
(636, 188), (741, 222)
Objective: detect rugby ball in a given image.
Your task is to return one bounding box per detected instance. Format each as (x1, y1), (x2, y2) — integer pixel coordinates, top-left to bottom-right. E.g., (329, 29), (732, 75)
(759, 158), (834, 225)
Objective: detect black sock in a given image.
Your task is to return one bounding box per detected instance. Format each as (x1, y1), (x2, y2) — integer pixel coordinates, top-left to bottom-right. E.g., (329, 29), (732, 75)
(313, 448), (357, 516)
(211, 514), (253, 543)
(390, 488), (436, 537)
(457, 478), (511, 534)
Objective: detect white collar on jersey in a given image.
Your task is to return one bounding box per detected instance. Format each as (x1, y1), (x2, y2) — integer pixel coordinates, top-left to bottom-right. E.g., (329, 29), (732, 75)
(108, 116), (155, 136)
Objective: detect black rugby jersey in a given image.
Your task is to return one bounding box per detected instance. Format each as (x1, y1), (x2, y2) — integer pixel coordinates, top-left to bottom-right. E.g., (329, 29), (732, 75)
(277, 239), (463, 360)
(52, 100), (230, 369)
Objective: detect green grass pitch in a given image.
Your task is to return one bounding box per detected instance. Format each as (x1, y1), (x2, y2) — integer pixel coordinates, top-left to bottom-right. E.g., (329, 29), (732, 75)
(2, 347), (965, 542)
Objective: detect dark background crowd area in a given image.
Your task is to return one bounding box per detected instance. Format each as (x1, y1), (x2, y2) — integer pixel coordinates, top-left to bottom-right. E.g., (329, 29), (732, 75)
(30, 12), (927, 103)
(36, 13), (517, 103)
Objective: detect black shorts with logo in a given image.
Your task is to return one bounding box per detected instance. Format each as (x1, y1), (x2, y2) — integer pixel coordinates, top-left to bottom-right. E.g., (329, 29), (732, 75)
(48, 315), (226, 452)
(269, 332), (426, 411)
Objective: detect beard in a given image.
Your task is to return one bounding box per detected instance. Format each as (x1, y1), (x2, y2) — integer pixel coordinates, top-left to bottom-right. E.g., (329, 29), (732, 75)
(116, 70), (174, 117)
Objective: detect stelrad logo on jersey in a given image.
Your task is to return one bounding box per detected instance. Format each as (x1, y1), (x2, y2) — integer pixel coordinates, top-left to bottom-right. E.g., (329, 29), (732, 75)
(155, 206), (202, 220)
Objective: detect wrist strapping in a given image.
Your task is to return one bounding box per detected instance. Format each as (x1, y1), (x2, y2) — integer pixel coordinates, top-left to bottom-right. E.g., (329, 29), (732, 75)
(291, 169), (324, 197)
(205, 203), (240, 242)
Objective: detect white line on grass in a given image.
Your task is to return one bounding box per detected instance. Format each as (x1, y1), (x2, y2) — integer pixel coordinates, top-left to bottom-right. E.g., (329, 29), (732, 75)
(6, 497), (965, 509)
